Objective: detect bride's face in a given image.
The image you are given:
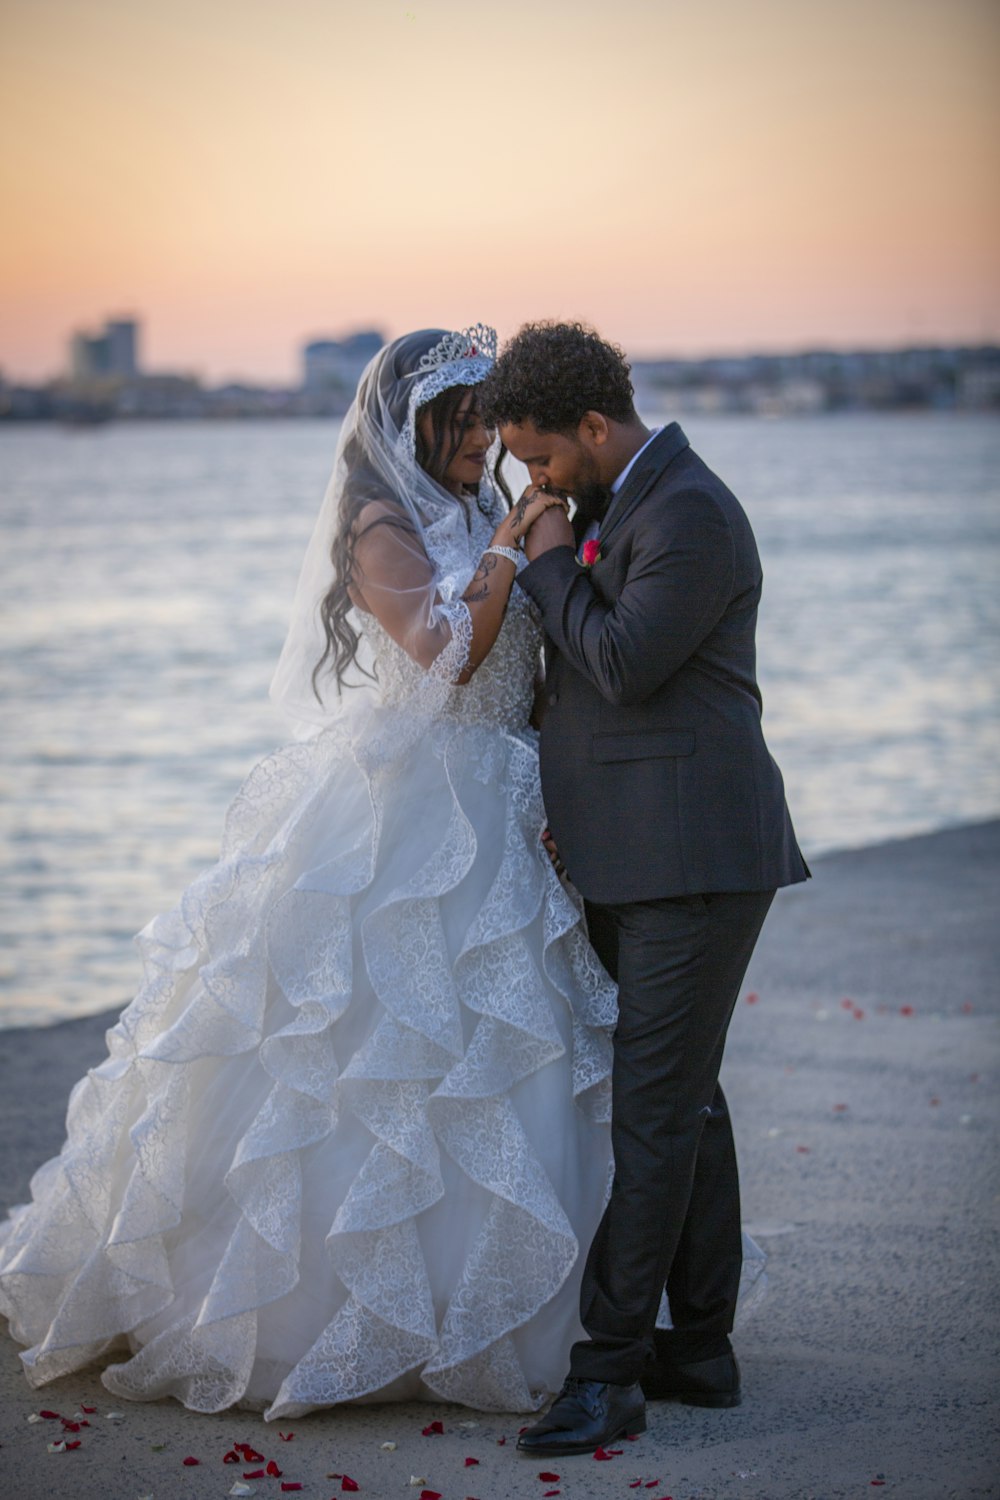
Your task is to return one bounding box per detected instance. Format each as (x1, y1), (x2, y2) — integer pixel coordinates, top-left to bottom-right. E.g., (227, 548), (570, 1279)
(417, 388), (494, 497)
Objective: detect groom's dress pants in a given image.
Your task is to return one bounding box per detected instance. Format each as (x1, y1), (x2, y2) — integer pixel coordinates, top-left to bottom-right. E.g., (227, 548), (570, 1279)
(570, 888), (775, 1386)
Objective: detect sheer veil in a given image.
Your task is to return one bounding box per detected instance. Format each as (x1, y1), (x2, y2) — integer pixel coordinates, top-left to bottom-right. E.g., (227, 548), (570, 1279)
(270, 326), (499, 735)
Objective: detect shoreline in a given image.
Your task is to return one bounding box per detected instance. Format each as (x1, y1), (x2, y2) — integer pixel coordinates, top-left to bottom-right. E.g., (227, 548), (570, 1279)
(1, 817), (997, 1498)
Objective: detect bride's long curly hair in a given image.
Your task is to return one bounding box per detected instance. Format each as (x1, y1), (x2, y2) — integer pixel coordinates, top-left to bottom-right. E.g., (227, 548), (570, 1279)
(312, 383), (509, 699)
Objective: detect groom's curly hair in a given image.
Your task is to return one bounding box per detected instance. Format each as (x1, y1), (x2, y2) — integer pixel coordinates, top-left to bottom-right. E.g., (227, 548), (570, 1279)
(479, 321), (636, 433)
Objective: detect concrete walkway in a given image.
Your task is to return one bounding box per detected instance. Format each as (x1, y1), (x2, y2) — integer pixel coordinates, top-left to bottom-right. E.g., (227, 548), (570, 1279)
(1, 820), (997, 1499)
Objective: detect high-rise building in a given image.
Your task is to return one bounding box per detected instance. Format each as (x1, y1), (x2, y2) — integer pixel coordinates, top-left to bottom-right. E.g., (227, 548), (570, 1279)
(302, 330), (384, 391)
(69, 316), (140, 380)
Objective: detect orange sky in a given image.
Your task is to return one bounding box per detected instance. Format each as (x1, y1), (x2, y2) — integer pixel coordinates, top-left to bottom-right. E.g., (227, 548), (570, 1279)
(2, 0), (998, 382)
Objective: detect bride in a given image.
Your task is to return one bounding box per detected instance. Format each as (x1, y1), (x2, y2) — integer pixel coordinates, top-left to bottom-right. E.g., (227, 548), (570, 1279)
(0, 326), (621, 1418)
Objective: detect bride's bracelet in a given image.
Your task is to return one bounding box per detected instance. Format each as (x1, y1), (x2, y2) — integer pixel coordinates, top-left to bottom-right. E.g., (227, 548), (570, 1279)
(483, 545), (522, 565)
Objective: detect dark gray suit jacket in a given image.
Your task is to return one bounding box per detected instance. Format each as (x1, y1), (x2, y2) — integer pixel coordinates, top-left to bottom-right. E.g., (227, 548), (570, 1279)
(517, 422), (809, 904)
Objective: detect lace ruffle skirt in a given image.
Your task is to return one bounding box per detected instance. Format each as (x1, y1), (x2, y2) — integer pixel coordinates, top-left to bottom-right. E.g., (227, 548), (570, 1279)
(0, 713), (622, 1417)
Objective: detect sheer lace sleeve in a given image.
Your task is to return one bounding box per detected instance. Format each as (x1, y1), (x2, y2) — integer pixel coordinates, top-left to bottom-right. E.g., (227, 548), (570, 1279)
(352, 502), (472, 683)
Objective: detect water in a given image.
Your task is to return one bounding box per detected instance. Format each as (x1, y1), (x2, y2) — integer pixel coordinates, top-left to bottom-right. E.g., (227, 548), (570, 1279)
(1, 414), (998, 1026)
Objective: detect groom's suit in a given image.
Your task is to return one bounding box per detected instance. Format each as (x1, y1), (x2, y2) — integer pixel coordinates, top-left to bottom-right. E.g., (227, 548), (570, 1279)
(518, 421), (808, 1384)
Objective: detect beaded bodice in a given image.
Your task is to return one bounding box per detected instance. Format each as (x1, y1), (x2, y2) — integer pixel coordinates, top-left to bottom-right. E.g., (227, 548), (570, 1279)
(365, 501), (543, 734)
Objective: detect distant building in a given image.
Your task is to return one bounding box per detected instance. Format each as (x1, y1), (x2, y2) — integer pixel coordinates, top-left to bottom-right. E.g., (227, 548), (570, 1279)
(69, 316), (140, 381)
(302, 329), (384, 392)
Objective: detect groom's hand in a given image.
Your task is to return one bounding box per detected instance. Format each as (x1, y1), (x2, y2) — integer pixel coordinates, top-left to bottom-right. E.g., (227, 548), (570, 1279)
(521, 487), (574, 561)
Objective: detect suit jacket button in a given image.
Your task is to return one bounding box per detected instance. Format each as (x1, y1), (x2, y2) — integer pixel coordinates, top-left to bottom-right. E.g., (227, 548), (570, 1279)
(547, 693), (559, 706)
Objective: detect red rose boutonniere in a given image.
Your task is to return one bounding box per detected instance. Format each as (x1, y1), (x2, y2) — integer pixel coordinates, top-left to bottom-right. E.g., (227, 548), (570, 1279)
(579, 537), (602, 568)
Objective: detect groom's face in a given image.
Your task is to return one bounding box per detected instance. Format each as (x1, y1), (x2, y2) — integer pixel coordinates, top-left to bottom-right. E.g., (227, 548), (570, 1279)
(499, 418), (612, 522)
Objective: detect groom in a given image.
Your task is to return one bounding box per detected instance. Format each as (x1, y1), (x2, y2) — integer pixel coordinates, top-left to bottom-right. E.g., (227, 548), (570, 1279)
(479, 323), (808, 1456)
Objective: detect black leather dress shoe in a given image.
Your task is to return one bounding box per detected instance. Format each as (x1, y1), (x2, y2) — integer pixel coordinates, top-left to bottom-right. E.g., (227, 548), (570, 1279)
(640, 1351), (741, 1407)
(517, 1377), (646, 1457)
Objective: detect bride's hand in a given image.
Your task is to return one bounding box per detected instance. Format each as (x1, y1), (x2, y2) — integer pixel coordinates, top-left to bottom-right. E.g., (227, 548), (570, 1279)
(494, 486), (569, 549)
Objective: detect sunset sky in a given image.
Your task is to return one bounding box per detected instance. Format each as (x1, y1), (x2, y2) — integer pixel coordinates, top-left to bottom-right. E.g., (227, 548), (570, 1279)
(2, 0), (998, 383)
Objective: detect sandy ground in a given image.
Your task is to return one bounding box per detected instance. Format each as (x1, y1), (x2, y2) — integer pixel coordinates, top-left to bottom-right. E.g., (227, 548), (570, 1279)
(1, 819), (997, 1500)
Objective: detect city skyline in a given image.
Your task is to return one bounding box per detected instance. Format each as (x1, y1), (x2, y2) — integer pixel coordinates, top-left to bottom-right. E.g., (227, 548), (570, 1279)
(2, 0), (998, 383)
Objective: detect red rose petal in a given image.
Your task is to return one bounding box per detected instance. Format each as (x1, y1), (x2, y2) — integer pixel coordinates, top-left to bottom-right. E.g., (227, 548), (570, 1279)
(900, 1005), (914, 1016)
(224, 1450), (241, 1464)
(840, 998), (854, 1010)
(419, 1492), (442, 1500)
(465, 1456), (480, 1466)
(81, 1406), (97, 1414)
(279, 1431), (295, 1441)
(182, 1456), (201, 1466)
(342, 1480), (359, 1493)
(61, 1420), (81, 1432)
(64, 1440), (82, 1449)
(539, 1473), (560, 1482)
(544, 1492), (560, 1497)
(796, 1145), (810, 1153)
(833, 1103), (848, 1112)
(244, 1469), (266, 1479)
(594, 1446), (618, 1459)
(496, 1437), (507, 1445)
(39, 1410), (61, 1420)
(745, 991), (759, 1004)
(852, 1008), (865, 1020)
(422, 1420), (445, 1436)
(280, 1487), (303, 1494)
(266, 1460), (283, 1477)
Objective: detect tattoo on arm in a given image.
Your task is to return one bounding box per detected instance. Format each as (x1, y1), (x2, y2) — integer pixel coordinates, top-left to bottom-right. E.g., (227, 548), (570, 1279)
(511, 494), (530, 532)
(462, 552), (498, 604)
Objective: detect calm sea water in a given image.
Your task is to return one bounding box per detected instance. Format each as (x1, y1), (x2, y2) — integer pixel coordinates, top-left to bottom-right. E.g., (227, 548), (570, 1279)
(2, 414), (998, 1026)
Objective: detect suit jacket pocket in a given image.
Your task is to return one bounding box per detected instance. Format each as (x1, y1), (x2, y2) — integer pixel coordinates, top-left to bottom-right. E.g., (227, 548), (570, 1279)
(591, 728), (696, 763)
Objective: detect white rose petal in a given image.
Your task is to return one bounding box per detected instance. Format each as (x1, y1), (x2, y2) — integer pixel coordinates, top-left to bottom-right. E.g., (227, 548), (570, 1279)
(27, 1413), (43, 1423)
(230, 1484), (255, 1496)
(410, 1476), (428, 1486)
(380, 1441), (397, 1450)
(47, 1440), (67, 1453)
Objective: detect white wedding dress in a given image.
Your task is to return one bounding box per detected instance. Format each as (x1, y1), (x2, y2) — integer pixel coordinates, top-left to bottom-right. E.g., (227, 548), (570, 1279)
(0, 500), (623, 1418)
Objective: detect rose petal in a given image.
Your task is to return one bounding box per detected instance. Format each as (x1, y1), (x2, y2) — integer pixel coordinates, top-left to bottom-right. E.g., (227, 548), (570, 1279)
(852, 1008), (865, 1020)
(106, 1412), (126, 1421)
(539, 1473), (561, 1482)
(421, 1420), (444, 1436)
(593, 1446), (618, 1459)
(39, 1410), (61, 1420)
(61, 1420), (81, 1432)
(81, 1405), (97, 1414)
(900, 1005), (914, 1016)
(27, 1414), (43, 1424)
(833, 1103), (848, 1112)
(244, 1470), (266, 1480)
(458, 1421), (479, 1429)
(230, 1486), (254, 1497)
(266, 1461), (283, 1477)
(224, 1451), (242, 1464)
(47, 1441), (66, 1453)
(381, 1441), (397, 1451)
(465, 1456), (480, 1466)
(409, 1478), (428, 1487)
(342, 1480), (360, 1493)
(745, 991), (759, 1004)
(496, 1437), (507, 1446)
(279, 1431), (295, 1441)
(280, 1486), (303, 1493)
(419, 1492), (442, 1500)
(544, 1492), (560, 1497)
(183, 1456), (201, 1465)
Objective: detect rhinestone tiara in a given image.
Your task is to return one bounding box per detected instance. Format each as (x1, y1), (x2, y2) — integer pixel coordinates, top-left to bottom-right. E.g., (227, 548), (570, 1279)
(416, 323), (497, 372)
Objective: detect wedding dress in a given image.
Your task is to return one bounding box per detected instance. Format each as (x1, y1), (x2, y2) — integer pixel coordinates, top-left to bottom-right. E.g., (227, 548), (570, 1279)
(0, 330), (620, 1418)
(0, 329), (763, 1420)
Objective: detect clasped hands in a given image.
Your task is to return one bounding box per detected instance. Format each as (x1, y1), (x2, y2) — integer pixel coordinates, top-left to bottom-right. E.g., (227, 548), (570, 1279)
(496, 485), (574, 560)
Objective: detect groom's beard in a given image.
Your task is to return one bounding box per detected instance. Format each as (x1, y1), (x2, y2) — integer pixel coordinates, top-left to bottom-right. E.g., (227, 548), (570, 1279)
(571, 479), (614, 530)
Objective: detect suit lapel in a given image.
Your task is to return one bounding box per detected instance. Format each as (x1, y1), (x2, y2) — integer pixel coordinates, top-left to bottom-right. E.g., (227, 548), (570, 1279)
(598, 422), (690, 549)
